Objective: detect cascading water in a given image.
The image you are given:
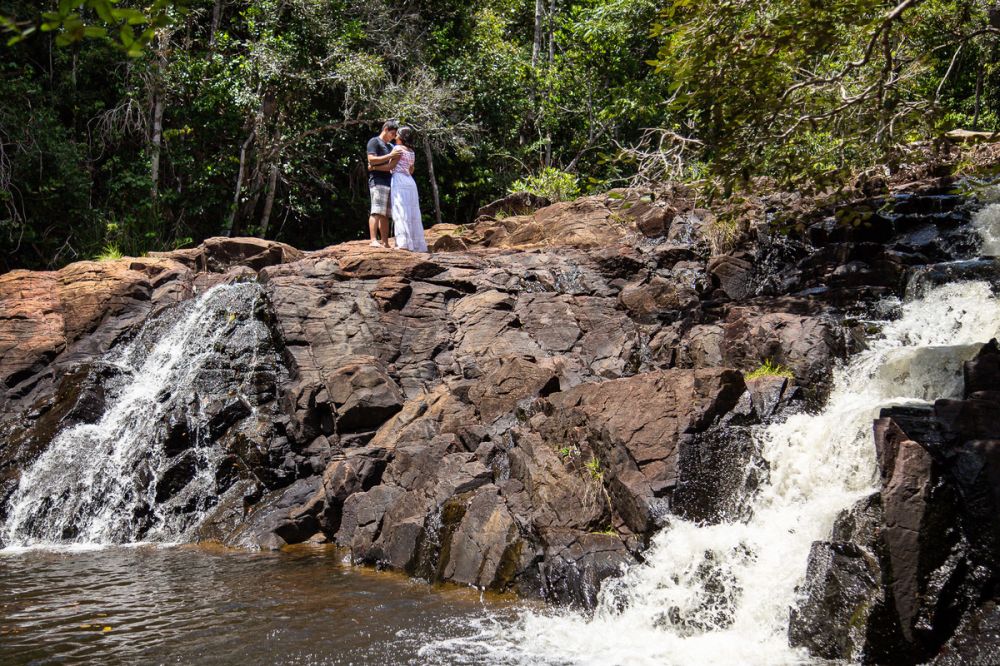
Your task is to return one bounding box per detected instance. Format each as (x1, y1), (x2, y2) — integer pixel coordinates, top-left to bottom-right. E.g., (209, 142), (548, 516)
(421, 204), (1000, 665)
(1, 282), (274, 548)
(974, 193), (1000, 255)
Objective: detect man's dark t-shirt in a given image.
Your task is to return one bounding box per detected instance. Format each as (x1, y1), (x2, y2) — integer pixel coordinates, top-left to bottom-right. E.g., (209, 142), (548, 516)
(367, 136), (393, 188)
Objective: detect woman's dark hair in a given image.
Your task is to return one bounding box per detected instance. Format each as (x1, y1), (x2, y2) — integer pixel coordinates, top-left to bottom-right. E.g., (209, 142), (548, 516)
(396, 126), (415, 147)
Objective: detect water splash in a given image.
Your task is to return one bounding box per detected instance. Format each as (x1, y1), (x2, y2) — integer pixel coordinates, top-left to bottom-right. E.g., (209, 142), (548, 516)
(973, 199), (1000, 256)
(2, 283), (272, 548)
(421, 281), (1000, 665)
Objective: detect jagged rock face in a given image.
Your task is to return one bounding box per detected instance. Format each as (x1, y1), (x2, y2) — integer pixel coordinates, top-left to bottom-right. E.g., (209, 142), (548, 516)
(0, 184), (984, 609)
(791, 340), (1000, 664)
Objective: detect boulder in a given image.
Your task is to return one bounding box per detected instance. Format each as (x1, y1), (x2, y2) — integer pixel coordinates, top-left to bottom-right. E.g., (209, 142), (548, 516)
(708, 254), (753, 300)
(721, 309), (846, 391)
(149, 236), (303, 272)
(324, 361), (405, 433)
(476, 192), (551, 219)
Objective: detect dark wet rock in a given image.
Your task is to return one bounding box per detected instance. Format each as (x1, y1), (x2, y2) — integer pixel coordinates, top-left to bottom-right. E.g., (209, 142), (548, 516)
(708, 254), (753, 300)
(907, 260), (1000, 298)
(789, 540), (885, 661)
(932, 600), (1000, 665)
(155, 451), (199, 503)
(744, 375), (792, 420)
(788, 493), (907, 664)
(672, 422), (763, 522)
(227, 476), (324, 549)
(206, 396), (253, 439)
(537, 530), (633, 607)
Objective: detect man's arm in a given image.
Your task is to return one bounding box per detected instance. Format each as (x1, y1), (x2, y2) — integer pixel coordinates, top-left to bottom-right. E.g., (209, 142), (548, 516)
(369, 151), (402, 172)
(367, 152), (393, 168)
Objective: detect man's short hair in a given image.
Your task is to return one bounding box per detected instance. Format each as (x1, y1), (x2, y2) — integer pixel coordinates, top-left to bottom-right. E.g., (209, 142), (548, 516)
(382, 119), (400, 132)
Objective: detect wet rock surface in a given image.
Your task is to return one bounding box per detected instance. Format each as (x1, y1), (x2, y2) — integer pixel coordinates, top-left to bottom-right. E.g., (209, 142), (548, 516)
(791, 340), (1000, 664)
(0, 185), (993, 619)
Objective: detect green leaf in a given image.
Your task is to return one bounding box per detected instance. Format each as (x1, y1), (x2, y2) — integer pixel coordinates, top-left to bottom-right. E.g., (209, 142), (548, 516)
(112, 8), (148, 25)
(83, 26), (107, 38)
(119, 23), (134, 46)
(91, 0), (114, 24)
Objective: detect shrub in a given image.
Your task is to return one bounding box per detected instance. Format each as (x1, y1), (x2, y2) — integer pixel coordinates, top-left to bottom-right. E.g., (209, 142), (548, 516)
(509, 167), (580, 203)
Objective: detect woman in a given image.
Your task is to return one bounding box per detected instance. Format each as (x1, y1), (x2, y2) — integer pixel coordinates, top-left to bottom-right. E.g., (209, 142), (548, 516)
(387, 127), (428, 252)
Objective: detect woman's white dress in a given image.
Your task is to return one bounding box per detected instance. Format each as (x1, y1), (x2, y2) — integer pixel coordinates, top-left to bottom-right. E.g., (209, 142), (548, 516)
(390, 148), (427, 252)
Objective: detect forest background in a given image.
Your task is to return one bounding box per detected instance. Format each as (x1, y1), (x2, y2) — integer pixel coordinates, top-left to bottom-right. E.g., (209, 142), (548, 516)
(0, 0), (997, 272)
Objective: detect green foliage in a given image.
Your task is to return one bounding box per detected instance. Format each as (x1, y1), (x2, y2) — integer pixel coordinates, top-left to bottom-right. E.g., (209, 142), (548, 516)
(2, 0), (187, 54)
(744, 359), (795, 381)
(649, 0), (999, 186)
(510, 167), (580, 202)
(1, 0), (996, 273)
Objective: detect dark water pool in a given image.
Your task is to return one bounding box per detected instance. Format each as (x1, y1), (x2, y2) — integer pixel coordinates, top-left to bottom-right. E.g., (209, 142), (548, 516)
(0, 544), (523, 665)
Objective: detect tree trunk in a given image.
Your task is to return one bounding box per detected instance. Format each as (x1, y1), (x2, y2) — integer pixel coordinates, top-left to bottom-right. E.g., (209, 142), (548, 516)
(227, 131), (255, 236)
(973, 62), (984, 130)
(422, 140), (442, 226)
(532, 0), (544, 68)
(259, 163), (280, 238)
(150, 31), (168, 200)
(544, 0), (557, 167)
(209, 0), (224, 49)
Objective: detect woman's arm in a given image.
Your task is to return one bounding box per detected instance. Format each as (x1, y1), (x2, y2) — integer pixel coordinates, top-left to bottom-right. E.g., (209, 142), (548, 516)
(384, 145), (404, 170)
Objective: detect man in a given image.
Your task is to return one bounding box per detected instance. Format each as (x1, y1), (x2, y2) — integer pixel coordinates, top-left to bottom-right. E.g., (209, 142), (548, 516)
(366, 120), (399, 247)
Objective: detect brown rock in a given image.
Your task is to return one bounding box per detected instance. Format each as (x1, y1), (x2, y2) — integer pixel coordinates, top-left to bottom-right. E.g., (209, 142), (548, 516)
(721, 309), (844, 389)
(619, 276), (699, 322)
(149, 236), (302, 272)
(324, 360), (405, 433)
(467, 357), (560, 422)
(476, 192), (551, 219)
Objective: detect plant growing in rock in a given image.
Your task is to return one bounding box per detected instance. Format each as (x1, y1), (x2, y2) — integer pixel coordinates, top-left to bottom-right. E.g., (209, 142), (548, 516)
(744, 359), (795, 381)
(95, 243), (123, 261)
(585, 457), (603, 481)
(557, 446), (579, 459)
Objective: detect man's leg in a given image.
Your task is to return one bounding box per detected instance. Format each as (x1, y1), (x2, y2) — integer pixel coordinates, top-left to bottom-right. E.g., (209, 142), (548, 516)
(368, 214), (379, 242)
(370, 214), (388, 246)
(379, 215), (391, 246)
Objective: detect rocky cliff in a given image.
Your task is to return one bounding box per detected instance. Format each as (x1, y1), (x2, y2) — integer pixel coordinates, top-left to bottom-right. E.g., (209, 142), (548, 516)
(1, 180), (997, 652)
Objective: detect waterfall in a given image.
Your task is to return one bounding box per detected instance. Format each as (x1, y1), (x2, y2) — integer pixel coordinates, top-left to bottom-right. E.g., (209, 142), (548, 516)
(974, 196), (1000, 255)
(1, 282), (271, 548)
(421, 212), (1000, 665)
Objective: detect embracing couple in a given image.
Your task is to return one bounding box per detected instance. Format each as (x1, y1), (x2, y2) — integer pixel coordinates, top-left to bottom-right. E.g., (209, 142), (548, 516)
(366, 120), (428, 252)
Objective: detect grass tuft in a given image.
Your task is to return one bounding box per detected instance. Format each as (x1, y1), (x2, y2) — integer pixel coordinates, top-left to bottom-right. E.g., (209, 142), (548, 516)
(96, 243), (124, 261)
(744, 358), (794, 381)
